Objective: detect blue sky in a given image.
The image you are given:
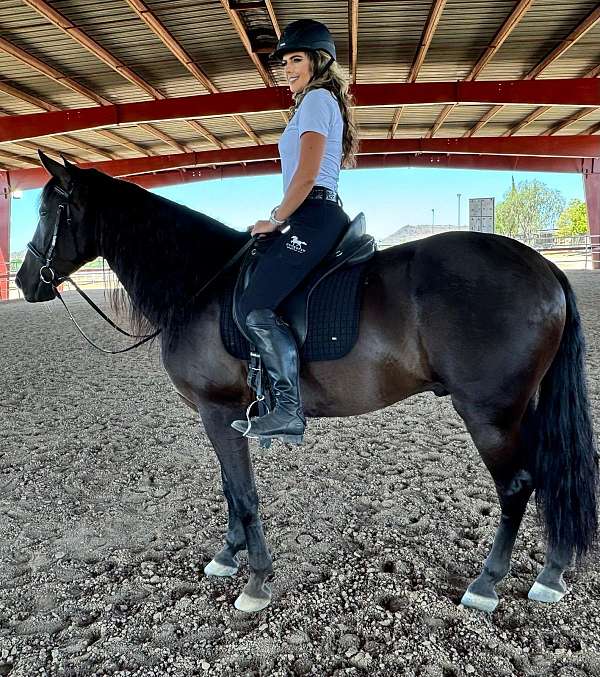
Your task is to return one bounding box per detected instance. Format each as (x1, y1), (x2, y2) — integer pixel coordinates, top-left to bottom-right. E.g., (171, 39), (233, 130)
(9, 166), (585, 254)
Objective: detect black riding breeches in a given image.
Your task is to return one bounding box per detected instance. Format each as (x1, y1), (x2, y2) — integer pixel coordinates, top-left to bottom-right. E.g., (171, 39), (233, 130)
(237, 199), (349, 323)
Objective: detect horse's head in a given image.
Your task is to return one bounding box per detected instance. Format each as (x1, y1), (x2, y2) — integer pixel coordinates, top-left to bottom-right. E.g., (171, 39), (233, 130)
(16, 151), (99, 302)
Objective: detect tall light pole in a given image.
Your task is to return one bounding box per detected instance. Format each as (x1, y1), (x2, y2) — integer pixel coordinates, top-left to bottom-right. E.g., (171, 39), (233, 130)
(457, 193), (462, 228)
(431, 208), (435, 232)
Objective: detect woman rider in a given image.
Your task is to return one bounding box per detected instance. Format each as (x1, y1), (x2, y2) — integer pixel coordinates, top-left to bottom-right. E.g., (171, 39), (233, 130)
(231, 19), (359, 444)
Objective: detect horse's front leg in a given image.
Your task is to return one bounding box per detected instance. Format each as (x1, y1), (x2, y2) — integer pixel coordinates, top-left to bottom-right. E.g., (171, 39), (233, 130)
(198, 400), (273, 612)
(203, 466), (247, 576)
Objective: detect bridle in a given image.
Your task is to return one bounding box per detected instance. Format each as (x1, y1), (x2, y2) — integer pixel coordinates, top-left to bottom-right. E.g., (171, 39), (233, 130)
(26, 184), (255, 354)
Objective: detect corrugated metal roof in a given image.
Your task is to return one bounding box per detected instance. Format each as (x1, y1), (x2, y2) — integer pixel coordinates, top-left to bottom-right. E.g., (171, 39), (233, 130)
(1, 0), (599, 170)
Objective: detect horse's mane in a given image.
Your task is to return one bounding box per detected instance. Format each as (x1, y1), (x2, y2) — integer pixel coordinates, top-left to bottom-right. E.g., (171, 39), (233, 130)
(50, 170), (249, 349)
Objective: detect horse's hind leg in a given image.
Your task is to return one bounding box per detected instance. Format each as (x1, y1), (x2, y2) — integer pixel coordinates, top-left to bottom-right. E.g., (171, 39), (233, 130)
(453, 400), (533, 613)
(527, 544), (571, 603)
(198, 401), (273, 612)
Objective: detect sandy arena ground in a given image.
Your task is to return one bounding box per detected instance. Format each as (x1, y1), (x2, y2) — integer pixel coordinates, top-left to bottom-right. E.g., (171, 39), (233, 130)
(1, 271), (599, 677)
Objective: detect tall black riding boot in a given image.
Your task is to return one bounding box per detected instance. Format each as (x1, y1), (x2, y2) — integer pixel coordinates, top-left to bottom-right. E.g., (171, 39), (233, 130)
(231, 309), (306, 444)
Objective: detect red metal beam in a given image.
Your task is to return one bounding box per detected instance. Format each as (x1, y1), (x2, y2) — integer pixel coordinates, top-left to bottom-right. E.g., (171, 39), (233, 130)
(2, 79), (600, 145)
(356, 154), (595, 174)
(0, 172), (10, 301)
(8, 135), (600, 190)
(127, 161), (281, 189)
(584, 166), (600, 269)
(125, 154), (597, 192)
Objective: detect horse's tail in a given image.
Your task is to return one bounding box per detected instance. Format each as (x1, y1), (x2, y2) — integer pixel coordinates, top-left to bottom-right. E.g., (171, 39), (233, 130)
(526, 264), (598, 560)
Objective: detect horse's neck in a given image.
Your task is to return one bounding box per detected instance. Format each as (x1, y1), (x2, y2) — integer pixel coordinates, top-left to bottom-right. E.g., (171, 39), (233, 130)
(95, 185), (243, 322)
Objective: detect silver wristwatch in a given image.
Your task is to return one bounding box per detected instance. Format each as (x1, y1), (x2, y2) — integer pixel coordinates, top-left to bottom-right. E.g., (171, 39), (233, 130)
(269, 206), (290, 233)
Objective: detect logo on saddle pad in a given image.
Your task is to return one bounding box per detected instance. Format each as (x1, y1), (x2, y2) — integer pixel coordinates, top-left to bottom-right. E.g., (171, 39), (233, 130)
(286, 235), (308, 254)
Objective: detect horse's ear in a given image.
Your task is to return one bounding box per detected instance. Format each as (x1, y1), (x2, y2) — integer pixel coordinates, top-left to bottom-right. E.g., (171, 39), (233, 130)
(38, 150), (71, 187)
(60, 154), (77, 170)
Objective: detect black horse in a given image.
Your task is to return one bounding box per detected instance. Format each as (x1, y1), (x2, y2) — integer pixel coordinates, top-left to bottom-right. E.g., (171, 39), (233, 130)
(16, 153), (598, 614)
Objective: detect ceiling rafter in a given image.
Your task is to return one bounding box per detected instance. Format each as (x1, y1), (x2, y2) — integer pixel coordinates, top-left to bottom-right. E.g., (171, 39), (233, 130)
(0, 148), (39, 167)
(0, 81), (59, 111)
(0, 81), (148, 159)
(505, 57), (600, 137)
(390, 0), (447, 139)
(389, 107), (404, 139)
(57, 135), (118, 160)
(20, 0), (199, 152)
(218, 0), (276, 87)
(185, 120), (227, 150)
(583, 120), (600, 135)
(408, 0), (447, 83)
(427, 0), (534, 138)
(219, 0), (288, 125)
(547, 107), (596, 135)
(465, 4), (600, 138)
(94, 129), (155, 157)
(137, 123), (190, 154)
(0, 111), (82, 162)
(525, 6), (600, 80)
(124, 0), (259, 145)
(349, 0), (359, 85)
(0, 34), (111, 106)
(13, 140), (85, 163)
(21, 0), (164, 99)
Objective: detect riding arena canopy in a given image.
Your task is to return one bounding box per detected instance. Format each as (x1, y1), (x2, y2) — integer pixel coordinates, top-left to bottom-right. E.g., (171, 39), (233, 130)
(1, 0), (600, 298)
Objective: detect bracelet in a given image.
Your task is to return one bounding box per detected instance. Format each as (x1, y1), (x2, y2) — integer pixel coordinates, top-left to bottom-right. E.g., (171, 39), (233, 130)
(269, 206), (287, 226)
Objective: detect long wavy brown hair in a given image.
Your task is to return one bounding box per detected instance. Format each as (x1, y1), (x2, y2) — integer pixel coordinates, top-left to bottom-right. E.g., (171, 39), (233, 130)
(290, 50), (359, 168)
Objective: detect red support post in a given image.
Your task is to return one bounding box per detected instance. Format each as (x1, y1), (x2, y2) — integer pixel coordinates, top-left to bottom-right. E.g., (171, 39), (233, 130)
(0, 171), (10, 301)
(583, 166), (600, 270)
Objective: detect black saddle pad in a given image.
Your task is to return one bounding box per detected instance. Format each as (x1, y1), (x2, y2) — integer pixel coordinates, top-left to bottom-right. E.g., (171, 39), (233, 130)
(219, 262), (369, 362)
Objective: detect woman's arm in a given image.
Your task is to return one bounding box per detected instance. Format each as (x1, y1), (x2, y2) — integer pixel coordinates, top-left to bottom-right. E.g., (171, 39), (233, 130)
(275, 131), (326, 221)
(250, 131), (326, 235)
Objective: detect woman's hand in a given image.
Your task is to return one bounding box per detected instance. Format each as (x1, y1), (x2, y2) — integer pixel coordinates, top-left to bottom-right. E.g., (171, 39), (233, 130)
(250, 219), (277, 237)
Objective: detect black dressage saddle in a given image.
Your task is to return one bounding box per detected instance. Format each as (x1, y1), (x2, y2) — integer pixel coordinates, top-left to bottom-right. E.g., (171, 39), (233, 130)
(232, 212), (376, 347)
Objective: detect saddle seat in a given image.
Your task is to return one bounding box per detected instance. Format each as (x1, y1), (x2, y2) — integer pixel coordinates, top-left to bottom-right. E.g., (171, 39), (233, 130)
(233, 212), (376, 347)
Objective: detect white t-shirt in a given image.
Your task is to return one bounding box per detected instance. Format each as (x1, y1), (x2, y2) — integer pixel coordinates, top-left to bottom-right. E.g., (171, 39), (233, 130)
(278, 88), (344, 193)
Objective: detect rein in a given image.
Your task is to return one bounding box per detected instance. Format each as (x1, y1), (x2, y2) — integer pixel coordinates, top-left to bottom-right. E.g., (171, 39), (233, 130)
(27, 185), (255, 354)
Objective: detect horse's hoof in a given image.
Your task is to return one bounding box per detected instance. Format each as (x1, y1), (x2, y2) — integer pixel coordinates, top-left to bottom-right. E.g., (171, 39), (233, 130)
(234, 591), (271, 613)
(528, 581), (567, 604)
(204, 559), (239, 577)
(460, 589), (498, 613)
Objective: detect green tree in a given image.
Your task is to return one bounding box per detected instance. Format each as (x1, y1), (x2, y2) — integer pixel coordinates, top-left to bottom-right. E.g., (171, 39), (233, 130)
(495, 179), (565, 237)
(556, 198), (588, 236)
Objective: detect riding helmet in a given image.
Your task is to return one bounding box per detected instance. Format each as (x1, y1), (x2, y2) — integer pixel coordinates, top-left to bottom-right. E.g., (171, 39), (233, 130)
(270, 19), (336, 62)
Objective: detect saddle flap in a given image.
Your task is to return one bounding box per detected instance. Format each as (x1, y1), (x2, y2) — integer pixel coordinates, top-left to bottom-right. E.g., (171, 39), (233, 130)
(232, 213), (375, 348)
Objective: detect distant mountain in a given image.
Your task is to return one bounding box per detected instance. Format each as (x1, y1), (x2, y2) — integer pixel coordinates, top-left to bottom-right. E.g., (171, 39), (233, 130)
(378, 224), (465, 248)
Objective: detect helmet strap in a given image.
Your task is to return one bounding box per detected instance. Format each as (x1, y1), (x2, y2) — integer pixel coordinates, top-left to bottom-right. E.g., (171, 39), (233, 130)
(310, 56), (334, 83)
